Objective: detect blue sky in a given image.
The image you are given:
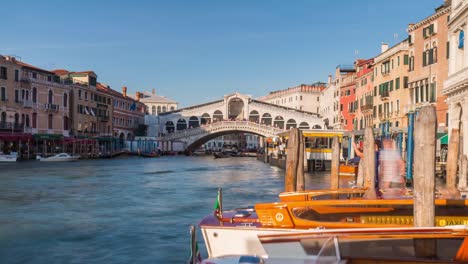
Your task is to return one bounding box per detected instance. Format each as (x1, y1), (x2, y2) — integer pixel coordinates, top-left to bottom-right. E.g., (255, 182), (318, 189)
(1, 0), (443, 107)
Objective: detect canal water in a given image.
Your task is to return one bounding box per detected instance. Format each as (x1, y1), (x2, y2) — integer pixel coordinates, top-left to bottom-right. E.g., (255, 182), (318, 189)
(0, 156), (332, 263)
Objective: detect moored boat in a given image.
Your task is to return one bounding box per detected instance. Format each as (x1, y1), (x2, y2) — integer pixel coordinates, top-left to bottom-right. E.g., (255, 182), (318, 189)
(200, 188), (468, 258)
(0, 152), (18, 162)
(36, 153), (80, 162)
(201, 226), (468, 263)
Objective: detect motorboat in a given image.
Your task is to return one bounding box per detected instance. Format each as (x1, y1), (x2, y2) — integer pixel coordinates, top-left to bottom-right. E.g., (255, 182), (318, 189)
(199, 188), (468, 258)
(36, 153), (80, 162)
(200, 226), (468, 263)
(0, 152), (18, 162)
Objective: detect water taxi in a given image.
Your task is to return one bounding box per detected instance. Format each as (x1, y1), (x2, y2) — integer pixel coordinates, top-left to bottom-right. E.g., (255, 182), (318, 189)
(200, 226), (468, 263)
(0, 152), (18, 162)
(199, 188), (468, 258)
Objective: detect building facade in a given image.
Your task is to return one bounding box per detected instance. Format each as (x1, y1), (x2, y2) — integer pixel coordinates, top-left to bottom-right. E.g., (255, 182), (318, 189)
(257, 83), (325, 114)
(354, 58), (375, 130)
(110, 86), (146, 140)
(407, 2), (451, 131)
(339, 68), (356, 131)
(319, 75), (339, 129)
(443, 0), (468, 164)
(14, 58), (71, 137)
(373, 42), (410, 131)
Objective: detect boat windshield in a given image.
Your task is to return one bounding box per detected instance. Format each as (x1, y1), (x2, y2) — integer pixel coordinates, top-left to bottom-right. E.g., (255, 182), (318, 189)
(292, 204), (468, 226)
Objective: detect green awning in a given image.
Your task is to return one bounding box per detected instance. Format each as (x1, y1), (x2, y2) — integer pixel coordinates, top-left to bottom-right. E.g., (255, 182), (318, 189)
(33, 134), (64, 140)
(437, 133), (448, 145)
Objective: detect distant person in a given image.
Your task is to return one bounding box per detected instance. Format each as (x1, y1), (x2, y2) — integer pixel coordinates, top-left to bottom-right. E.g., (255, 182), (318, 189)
(353, 139), (380, 188)
(379, 139), (405, 189)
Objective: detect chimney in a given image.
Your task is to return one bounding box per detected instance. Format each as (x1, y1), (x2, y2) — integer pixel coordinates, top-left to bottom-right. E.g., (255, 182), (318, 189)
(136, 91), (140, 101)
(152, 88), (156, 95)
(381, 43), (389, 53)
(122, 86), (127, 97)
(328, 75), (332, 85)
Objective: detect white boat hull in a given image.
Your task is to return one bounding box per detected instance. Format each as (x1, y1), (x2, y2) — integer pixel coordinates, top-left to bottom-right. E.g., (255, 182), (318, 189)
(200, 225), (302, 258)
(36, 153), (80, 162)
(0, 153), (18, 162)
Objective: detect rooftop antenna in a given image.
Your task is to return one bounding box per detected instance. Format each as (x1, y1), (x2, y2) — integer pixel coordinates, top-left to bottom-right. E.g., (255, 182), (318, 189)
(354, 49), (359, 60)
(394, 33), (399, 42)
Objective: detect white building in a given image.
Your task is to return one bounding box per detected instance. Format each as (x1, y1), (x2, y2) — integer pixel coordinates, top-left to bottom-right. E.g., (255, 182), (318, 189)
(443, 0), (467, 182)
(137, 89), (178, 115)
(132, 89), (178, 137)
(257, 83), (325, 113)
(320, 75), (340, 129)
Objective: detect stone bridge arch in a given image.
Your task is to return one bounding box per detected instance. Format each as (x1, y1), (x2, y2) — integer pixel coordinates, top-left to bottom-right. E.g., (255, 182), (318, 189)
(157, 120), (283, 152)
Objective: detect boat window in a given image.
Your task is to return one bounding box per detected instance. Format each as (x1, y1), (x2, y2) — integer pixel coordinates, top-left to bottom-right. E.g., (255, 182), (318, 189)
(337, 237), (463, 261)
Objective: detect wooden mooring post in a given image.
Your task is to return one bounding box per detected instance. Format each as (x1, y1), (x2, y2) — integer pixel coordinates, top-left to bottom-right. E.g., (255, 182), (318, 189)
(330, 136), (340, 190)
(446, 129), (461, 196)
(363, 127), (376, 199)
(285, 128), (304, 192)
(413, 106), (436, 258)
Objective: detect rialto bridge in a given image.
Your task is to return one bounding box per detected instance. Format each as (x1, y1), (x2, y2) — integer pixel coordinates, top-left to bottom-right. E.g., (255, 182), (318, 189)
(155, 93), (324, 151)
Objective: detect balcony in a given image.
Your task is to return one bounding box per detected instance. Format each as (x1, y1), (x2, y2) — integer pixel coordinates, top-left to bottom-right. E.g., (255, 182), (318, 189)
(361, 104), (373, 112)
(380, 90), (390, 100)
(44, 103), (59, 112)
(0, 122), (24, 131)
(23, 100), (33, 108)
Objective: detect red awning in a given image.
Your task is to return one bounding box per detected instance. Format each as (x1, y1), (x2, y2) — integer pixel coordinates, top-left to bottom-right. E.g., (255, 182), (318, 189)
(0, 133), (33, 141)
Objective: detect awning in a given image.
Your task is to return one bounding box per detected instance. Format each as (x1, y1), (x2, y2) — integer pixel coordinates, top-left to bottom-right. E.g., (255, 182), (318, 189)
(90, 108), (96, 116)
(0, 133), (33, 141)
(33, 134), (64, 140)
(437, 133), (448, 145)
(84, 107), (90, 115)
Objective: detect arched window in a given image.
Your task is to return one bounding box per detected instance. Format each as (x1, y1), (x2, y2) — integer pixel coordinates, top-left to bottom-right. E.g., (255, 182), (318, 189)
(25, 115), (30, 127)
(1, 112), (7, 123)
(157, 106), (161, 114)
(249, 110), (260, 123)
(14, 113), (19, 124)
(201, 113), (211, 124)
(261, 113), (272, 125)
(63, 93), (68, 107)
(286, 119), (297, 129)
(188, 116), (199, 128)
(32, 88), (37, 103)
(162, 106), (166, 112)
(0, 87), (5, 101)
(274, 116), (284, 129)
(48, 114), (53, 129)
(63, 116), (69, 130)
(165, 121), (175, 133)
(25, 90), (29, 101)
(32, 113), (37, 128)
(152, 106), (156, 115)
(298, 122), (310, 130)
(176, 119), (187, 130)
(48, 90), (53, 104)
(170, 106), (175, 111)
(213, 110), (223, 121)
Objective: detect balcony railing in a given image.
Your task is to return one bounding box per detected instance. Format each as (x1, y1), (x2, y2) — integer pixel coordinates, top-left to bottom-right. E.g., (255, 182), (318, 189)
(380, 90), (389, 99)
(45, 103), (59, 112)
(23, 100), (33, 108)
(0, 122), (24, 131)
(361, 104), (373, 111)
